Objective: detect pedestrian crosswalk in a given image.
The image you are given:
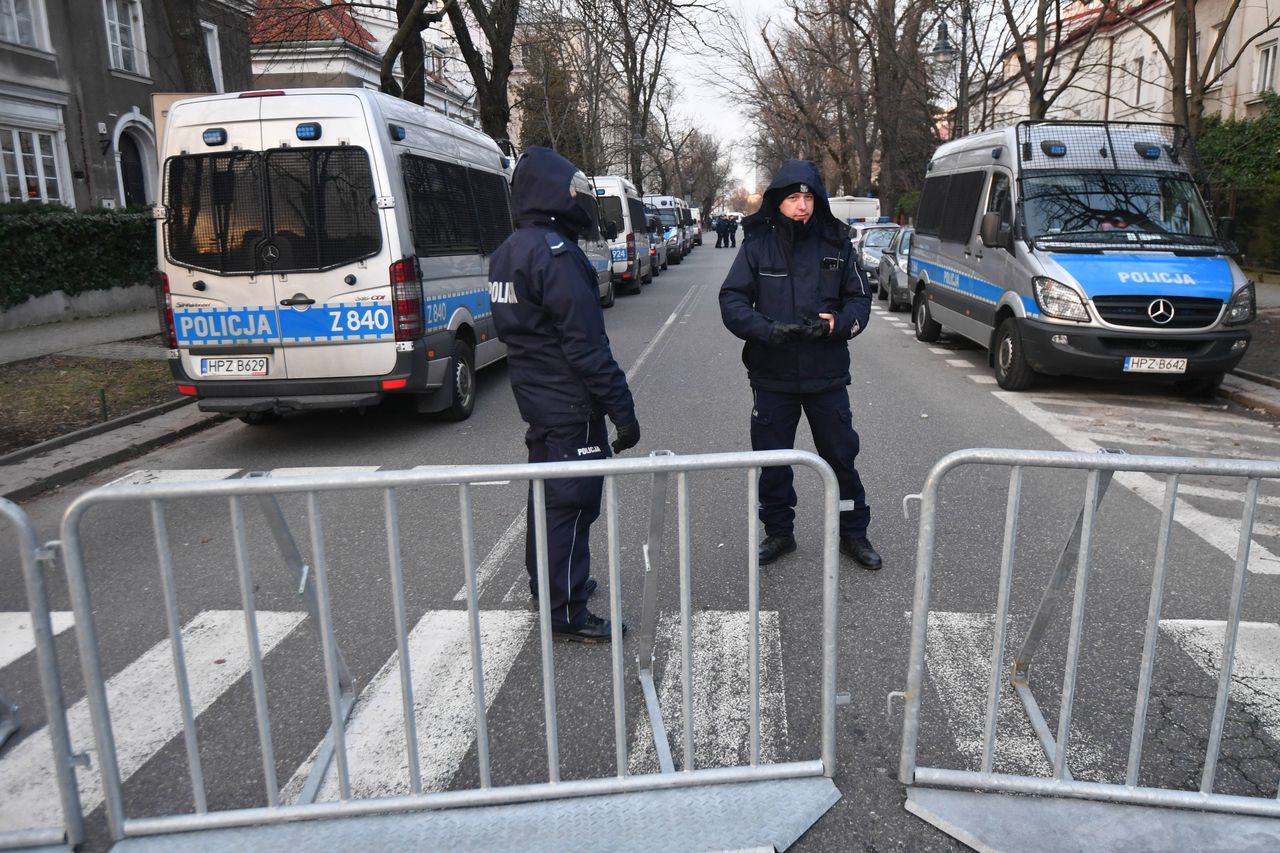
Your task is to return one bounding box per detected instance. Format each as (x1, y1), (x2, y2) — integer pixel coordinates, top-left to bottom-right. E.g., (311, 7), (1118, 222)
(0, 610), (74, 669)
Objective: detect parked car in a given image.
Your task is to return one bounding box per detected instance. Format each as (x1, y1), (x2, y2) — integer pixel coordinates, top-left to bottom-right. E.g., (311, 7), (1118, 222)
(855, 224), (900, 276)
(876, 226), (914, 312)
(646, 214), (669, 272)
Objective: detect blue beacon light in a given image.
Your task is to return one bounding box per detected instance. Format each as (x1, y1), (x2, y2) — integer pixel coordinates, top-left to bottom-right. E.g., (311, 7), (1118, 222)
(202, 128), (227, 146)
(295, 122), (322, 141)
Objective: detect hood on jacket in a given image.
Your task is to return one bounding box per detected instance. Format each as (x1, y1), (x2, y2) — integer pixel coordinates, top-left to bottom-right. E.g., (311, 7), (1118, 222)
(511, 146), (592, 237)
(743, 159), (845, 242)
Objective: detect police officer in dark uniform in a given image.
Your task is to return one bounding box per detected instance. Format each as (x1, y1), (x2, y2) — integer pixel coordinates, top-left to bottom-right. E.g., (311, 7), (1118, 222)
(488, 147), (641, 641)
(719, 159), (881, 571)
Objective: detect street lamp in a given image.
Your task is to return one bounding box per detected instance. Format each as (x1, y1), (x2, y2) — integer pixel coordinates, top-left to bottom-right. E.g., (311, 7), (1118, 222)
(930, 3), (971, 138)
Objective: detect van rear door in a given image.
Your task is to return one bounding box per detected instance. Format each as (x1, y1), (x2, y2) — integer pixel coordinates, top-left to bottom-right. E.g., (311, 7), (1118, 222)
(256, 93), (394, 381)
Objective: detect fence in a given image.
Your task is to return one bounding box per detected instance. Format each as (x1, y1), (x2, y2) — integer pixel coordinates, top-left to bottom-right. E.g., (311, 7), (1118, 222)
(18, 449), (842, 849)
(0, 498), (83, 850)
(899, 448), (1280, 849)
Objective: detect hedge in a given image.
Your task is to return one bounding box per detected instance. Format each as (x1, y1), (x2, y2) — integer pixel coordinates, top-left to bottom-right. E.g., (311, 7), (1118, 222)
(0, 204), (156, 310)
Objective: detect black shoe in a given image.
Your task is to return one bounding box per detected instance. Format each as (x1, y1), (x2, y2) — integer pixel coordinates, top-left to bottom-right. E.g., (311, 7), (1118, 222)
(840, 536), (882, 570)
(758, 533), (797, 565)
(553, 611), (625, 643)
(531, 576), (597, 601)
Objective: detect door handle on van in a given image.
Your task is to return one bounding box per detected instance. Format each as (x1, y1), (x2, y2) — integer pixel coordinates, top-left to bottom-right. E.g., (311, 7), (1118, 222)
(280, 295), (316, 307)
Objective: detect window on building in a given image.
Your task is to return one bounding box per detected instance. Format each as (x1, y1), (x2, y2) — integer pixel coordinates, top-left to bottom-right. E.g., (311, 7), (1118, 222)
(1212, 24), (1230, 80)
(0, 0), (37, 47)
(201, 21), (224, 92)
(0, 125), (64, 203)
(103, 0), (147, 76)
(1133, 56), (1144, 104)
(1259, 41), (1278, 93)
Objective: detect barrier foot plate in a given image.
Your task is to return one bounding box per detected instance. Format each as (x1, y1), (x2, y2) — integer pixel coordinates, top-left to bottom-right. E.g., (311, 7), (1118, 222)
(906, 786), (1280, 852)
(108, 777), (839, 852)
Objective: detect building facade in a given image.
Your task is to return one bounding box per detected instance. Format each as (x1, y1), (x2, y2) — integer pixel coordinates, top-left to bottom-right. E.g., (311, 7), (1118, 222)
(0, 0), (253, 210)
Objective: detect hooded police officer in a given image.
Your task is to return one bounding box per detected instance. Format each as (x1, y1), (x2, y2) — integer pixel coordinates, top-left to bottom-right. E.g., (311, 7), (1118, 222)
(719, 160), (882, 571)
(488, 147), (641, 642)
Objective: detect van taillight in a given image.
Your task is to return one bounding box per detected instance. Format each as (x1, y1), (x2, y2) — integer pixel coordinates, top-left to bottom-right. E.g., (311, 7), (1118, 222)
(390, 257), (423, 341)
(154, 270), (177, 348)
(626, 232), (635, 261)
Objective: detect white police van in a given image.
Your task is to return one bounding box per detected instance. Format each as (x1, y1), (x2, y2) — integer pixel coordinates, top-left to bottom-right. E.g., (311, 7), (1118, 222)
(643, 194), (687, 264)
(909, 120), (1254, 394)
(571, 170), (619, 307)
(590, 175), (651, 294)
(154, 88), (513, 423)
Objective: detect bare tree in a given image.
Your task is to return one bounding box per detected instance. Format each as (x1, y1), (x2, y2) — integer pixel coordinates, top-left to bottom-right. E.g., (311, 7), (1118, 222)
(159, 0), (216, 90)
(381, 0), (456, 103)
(999, 0), (1112, 119)
(443, 0), (521, 142)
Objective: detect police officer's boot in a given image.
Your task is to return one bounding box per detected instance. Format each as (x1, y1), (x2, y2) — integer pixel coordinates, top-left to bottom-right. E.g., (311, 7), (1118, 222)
(840, 536), (882, 570)
(758, 533), (797, 565)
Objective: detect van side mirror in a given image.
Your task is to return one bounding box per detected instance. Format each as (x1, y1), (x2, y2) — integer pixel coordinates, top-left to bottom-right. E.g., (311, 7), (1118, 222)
(603, 220), (619, 241)
(1217, 216), (1235, 241)
(979, 212), (1002, 248)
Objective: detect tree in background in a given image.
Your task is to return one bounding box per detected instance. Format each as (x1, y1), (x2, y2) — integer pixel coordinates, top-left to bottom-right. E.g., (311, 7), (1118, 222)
(159, 0), (216, 90)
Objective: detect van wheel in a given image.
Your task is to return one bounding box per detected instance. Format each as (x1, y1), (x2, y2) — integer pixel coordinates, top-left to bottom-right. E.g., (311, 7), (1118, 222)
(601, 278), (616, 308)
(239, 411), (280, 426)
(1175, 372), (1224, 398)
(994, 318), (1036, 390)
(444, 340), (476, 421)
(913, 293), (941, 342)
(642, 263), (654, 284)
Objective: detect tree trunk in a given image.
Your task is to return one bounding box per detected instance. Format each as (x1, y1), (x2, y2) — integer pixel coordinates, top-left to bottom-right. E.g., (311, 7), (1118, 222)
(1170, 0), (1190, 129)
(159, 0), (214, 91)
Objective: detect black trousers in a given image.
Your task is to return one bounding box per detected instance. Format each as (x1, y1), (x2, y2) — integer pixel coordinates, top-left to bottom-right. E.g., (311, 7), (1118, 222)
(729, 232), (737, 246)
(524, 417), (608, 629)
(750, 386), (870, 539)
(715, 231), (725, 247)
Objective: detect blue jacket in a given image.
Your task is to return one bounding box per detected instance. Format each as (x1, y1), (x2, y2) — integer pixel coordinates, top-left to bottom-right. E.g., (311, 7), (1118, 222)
(488, 147), (635, 427)
(719, 160), (872, 393)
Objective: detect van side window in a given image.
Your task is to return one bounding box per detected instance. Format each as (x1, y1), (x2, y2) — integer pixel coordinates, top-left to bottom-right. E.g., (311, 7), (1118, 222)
(986, 173), (1012, 229)
(627, 198), (647, 233)
(915, 175), (949, 237)
(467, 168), (513, 253)
(939, 171), (986, 243)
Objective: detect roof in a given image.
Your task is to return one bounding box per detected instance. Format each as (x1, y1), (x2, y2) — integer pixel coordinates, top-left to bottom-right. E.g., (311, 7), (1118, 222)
(250, 0), (378, 52)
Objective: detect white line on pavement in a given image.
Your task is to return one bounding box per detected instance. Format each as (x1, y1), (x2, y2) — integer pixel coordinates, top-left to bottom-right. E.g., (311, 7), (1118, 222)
(0, 611), (74, 669)
(1161, 619), (1280, 742)
(281, 609), (535, 802)
(0, 610), (306, 832)
(969, 375), (997, 384)
(945, 359), (974, 368)
(929, 348), (951, 355)
(628, 610), (789, 774)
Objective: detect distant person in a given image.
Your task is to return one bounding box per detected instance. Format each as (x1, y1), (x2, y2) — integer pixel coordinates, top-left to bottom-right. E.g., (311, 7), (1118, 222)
(718, 159), (881, 571)
(714, 216), (727, 248)
(728, 216), (739, 247)
(488, 147), (642, 642)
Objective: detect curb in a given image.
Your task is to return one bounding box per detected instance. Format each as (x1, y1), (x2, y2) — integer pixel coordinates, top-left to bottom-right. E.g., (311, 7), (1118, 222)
(1219, 376), (1280, 420)
(0, 396), (195, 466)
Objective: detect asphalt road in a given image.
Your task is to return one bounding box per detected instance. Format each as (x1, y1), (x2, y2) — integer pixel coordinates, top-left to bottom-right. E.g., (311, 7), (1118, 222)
(3, 240), (1280, 851)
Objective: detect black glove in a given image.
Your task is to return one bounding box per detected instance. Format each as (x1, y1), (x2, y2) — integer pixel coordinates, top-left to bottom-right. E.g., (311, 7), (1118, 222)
(799, 317), (832, 340)
(611, 418), (640, 454)
(767, 323), (806, 345)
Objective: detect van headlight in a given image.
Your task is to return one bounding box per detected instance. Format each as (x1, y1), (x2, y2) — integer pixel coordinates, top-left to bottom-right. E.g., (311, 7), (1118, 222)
(1033, 276), (1090, 322)
(1223, 282), (1256, 326)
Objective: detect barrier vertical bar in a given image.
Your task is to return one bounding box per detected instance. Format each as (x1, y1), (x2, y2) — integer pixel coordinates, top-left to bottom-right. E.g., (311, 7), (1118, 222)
(229, 496), (279, 805)
(306, 492), (351, 800)
(605, 475), (628, 776)
(1201, 477), (1259, 793)
(150, 500), (207, 813)
(678, 473), (694, 771)
(385, 488), (423, 794)
(899, 464), (942, 784)
(458, 483), (492, 789)
(748, 468), (760, 767)
(531, 479), (561, 783)
(982, 467), (1022, 774)
(821, 456), (839, 777)
(1127, 473), (1180, 786)
(1053, 469), (1101, 780)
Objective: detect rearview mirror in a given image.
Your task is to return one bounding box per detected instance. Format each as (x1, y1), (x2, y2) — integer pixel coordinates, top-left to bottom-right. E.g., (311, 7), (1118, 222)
(1217, 216), (1235, 241)
(979, 212), (1001, 248)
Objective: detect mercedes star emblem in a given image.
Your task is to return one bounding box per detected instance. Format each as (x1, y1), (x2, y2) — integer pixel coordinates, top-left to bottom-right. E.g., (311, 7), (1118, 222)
(1147, 298), (1175, 325)
(262, 244), (280, 264)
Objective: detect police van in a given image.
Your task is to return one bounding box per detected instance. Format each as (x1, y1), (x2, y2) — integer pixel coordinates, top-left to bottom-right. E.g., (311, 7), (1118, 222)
(909, 120), (1254, 394)
(154, 88), (515, 423)
(643, 194), (687, 264)
(591, 175), (652, 293)
(571, 170), (619, 307)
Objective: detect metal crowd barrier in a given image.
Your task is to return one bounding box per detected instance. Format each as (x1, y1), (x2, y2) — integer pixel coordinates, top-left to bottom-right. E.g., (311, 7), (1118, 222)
(899, 448), (1280, 847)
(0, 497), (83, 850)
(55, 449), (843, 846)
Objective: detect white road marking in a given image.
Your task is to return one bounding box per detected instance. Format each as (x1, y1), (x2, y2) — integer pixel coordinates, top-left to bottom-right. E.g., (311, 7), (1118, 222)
(929, 348), (951, 355)
(1027, 394), (1250, 427)
(995, 390), (1280, 574)
(969, 375), (997, 385)
(1168, 483), (1280, 509)
(107, 469), (241, 485)
(900, 328), (916, 335)
(922, 611), (1108, 780)
(281, 609), (534, 802)
(0, 611), (75, 669)
(945, 359), (974, 368)
(1161, 620), (1280, 742)
(1043, 411), (1280, 449)
(628, 611), (788, 774)
(0, 610), (306, 832)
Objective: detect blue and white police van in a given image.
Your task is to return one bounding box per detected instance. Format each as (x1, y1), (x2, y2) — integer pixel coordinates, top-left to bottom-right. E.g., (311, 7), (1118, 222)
(154, 88), (513, 423)
(909, 120), (1254, 394)
(643, 194), (687, 264)
(591, 174), (651, 293)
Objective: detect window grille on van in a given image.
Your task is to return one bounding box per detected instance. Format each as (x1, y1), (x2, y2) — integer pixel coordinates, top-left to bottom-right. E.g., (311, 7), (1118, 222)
(402, 154), (511, 256)
(1092, 295), (1222, 329)
(1015, 120), (1198, 177)
(467, 168), (513, 253)
(915, 175), (948, 236)
(627, 198), (647, 234)
(598, 196), (624, 232)
(164, 147), (381, 275)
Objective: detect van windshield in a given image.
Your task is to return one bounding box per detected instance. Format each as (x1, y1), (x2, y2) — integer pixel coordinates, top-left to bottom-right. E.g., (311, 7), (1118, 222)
(654, 208), (679, 227)
(1021, 171), (1218, 250)
(165, 147), (381, 275)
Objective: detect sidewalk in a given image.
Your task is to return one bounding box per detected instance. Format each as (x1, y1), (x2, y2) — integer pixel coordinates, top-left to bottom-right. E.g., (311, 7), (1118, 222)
(0, 286), (1277, 502)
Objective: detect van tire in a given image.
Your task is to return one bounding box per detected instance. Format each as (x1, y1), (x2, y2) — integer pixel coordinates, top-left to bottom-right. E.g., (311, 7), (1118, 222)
(994, 318), (1036, 390)
(913, 292), (941, 343)
(443, 340), (476, 421)
(601, 278), (616, 308)
(1175, 372), (1224, 398)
